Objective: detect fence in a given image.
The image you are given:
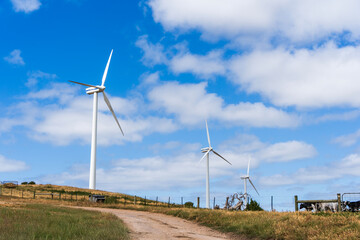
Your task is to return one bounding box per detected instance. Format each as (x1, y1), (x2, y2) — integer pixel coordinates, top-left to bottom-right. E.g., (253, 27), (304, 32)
(342, 192), (360, 202)
(294, 194), (342, 212)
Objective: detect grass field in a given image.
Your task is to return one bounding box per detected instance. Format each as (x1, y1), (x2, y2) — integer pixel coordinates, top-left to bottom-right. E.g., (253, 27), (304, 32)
(100, 204), (360, 240)
(2, 185), (360, 240)
(0, 201), (129, 240)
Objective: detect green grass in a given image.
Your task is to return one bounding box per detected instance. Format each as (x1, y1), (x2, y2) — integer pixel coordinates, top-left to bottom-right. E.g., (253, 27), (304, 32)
(0, 204), (129, 240)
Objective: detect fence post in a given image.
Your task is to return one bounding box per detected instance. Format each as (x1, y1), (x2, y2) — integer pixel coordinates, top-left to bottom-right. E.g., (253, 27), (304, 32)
(225, 197), (229, 210)
(156, 196), (158, 206)
(294, 195), (298, 211)
(213, 197), (216, 209)
(168, 197), (170, 207)
(337, 193), (341, 212)
(181, 197), (183, 207)
(59, 192), (61, 200)
(197, 197), (200, 208)
(51, 192), (54, 200)
(134, 195), (136, 205)
(271, 196), (274, 211)
(33, 191), (36, 199)
(0, 186), (2, 196)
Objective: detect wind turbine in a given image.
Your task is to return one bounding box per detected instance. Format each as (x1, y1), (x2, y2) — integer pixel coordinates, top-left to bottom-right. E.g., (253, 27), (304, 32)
(69, 50), (124, 190)
(241, 157), (259, 208)
(199, 120), (232, 209)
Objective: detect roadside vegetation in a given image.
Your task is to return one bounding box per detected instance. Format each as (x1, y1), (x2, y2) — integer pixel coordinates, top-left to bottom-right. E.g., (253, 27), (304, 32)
(0, 201), (129, 240)
(1, 184), (360, 239)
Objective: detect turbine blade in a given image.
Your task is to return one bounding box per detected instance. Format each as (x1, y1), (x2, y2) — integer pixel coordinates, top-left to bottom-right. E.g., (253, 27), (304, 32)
(212, 150), (232, 165)
(248, 178), (260, 196)
(247, 158), (251, 176)
(101, 49), (113, 87)
(205, 120), (211, 147)
(69, 80), (98, 88)
(103, 91), (124, 136)
(199, 150), (210, 163)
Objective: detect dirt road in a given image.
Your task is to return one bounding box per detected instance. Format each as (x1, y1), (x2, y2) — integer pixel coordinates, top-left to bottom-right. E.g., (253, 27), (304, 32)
(81, 207), (236, 240)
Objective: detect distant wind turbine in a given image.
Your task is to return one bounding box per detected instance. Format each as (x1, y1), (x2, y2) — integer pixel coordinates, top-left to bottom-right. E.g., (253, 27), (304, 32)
(199, 120), (232, 209)
(69, 50), (124, 190)
(241, 157), (259, 208)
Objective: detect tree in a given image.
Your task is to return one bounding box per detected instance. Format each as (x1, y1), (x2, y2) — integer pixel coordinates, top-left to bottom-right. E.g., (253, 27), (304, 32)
(245, 199), (263, 211)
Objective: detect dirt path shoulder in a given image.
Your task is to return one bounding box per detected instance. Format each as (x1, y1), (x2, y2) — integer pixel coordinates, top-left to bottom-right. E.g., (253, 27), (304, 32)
(78, 207), (235, 240)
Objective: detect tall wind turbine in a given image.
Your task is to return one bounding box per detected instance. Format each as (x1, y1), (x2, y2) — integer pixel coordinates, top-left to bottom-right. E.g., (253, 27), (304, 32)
(69, 50), (124, 190)
(199, 120), (232, 209)
(241, 158), (259, 208)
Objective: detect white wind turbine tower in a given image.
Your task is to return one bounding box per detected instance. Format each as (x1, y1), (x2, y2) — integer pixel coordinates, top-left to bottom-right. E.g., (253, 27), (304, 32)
(69, 50), (124, 190)
(241, 157), (259, 208)
(199, 120), (232, 209)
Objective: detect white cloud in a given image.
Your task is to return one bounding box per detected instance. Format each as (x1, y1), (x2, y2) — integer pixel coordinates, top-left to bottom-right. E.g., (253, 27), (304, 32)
(26, 71), (57, 88)
(4, 49), (25, 65)
(149, 0), (360, 44)
(10, 0), (41, 13)
(219, 135), (316, 168)
(40, 135), (316, 192)
(0, 155), (28, 172)
(230, 43), (360, 108)
(135, 35), (168, 66)
(333, 129), (360, 147)
(169, 50), (226, 79)
(2, 83), (178, 146)
(260, 154), (360, 186)
(148, 81), (299, 127)
(256, 141), (317, 162)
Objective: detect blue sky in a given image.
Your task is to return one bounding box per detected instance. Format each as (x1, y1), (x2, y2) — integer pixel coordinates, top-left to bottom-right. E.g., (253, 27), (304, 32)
(2, 0), (360, 211)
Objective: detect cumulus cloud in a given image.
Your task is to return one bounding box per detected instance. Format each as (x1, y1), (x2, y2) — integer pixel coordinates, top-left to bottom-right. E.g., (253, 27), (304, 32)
(229, 43), (360, 108)
(0, 155), (28, 172)
(2, 83), (178, 146)
(148, 0), (360, 44)
(39, 135), (316, 192)
(4, 49), (25, 65)
(259, 154), (360, 186)
(11, 0), (41, 13)
(148, 81), (300, 127)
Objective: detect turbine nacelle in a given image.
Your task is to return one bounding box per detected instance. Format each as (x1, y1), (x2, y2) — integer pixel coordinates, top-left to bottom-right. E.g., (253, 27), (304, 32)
(86, 86), (105, 95)
(201, 147), (211, 153)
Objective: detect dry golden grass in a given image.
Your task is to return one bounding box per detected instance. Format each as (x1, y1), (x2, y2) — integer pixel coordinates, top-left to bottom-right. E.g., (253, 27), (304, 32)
(2, 185), (360, 240)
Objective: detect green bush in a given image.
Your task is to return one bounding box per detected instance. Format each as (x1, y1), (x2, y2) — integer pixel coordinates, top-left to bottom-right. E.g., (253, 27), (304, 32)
(21, 182), (28, 185)
(28, 181), (36, 185)
(184, 202), (194, 208)
(245, 199), (263, 211)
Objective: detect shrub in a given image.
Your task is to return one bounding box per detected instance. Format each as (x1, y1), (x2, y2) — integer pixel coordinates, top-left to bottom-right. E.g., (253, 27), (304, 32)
(21, 182), (28, 185)
(184, 202), (194, 208)
(28, 181), (36, 185)
(245, 199), (263, 211)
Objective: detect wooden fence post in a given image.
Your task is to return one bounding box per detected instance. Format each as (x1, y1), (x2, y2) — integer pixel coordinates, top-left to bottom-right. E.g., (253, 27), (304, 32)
(145, 196), (147, 206)
(33, 191), (36, 199)
(225, 197), (229, 210)
(271, 196), (274, 211)
(168, 197), (170, 207)
(213, 197), (216, 209)
(197, 197), (200, 208)
(51, 192), (54, 200)
(156, 196), (158, 206)
(134, 195), (136, 205)
(294, 195), (298, 211)
(181, 197), (183, 207)
(337, 193), (341, 212)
